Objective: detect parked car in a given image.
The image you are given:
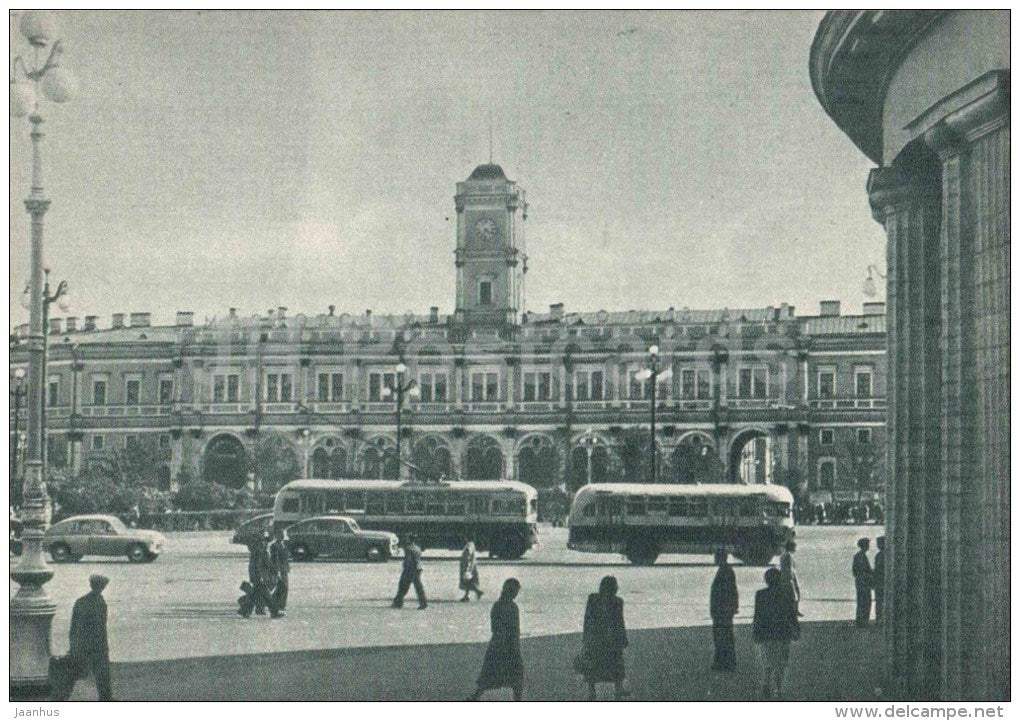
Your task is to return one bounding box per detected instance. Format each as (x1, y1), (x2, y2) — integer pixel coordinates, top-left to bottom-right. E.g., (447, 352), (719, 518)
(231, 513), (274, 546)
(44, 514), (165, 563)
(284, 516), (399, 562)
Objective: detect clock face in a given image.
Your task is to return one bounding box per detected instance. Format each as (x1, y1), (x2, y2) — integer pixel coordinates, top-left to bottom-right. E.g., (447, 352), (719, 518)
(474, 218), (497, 242)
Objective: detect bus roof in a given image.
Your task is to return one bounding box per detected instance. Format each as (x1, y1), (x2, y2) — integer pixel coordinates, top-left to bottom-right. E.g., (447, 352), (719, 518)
(277, 479), (538, 496)
(573, 483), (794, 502)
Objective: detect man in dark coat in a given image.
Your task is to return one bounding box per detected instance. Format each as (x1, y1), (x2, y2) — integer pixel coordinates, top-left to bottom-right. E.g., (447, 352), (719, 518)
(852, 538), (874, 627)
(241, 531), (278, 618)
(710, 549), (739, 671)
(392, 534), (427, 610)
(267, 529), (290, 614)
(752, 567), (799, 699)
(53, 574), (113, 701)
(873, 536), (885, 625)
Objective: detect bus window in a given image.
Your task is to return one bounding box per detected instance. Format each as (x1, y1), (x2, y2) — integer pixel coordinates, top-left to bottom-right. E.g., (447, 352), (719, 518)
(491, 498), (505, 515)
(529, 498), (538, 515)
(406, 494), (426, 514)
(689, 499), (708, 517)
(366, 492), (385, 515)
(426, 493), (446, 516)
(447, 494), (466, 517)
(303, 493), (325, 515)
(344, 491), (366, 513)
(626, 496), (646, 516)
(647, 496), (667, 515)
(668, 498), (688, 517)
(325, 491), (344, 515)
(582, 503), (597, 518)
(386, 493), (406, 515)
(739, 499), (760, 517)
(468, 496), (488, 515)
(280, 496), (300, 514)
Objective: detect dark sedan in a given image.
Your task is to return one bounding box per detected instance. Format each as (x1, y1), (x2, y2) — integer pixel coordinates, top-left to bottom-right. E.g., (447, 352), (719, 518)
(284, 516), (399, 562)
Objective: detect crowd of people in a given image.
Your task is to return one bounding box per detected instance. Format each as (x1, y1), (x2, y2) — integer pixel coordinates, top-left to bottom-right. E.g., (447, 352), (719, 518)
(48, 531), (887, 702)
(794, 501), (884, 526)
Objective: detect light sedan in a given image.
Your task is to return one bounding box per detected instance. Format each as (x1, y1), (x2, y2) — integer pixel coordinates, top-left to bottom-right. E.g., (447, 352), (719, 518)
(44, 514), (165, 563)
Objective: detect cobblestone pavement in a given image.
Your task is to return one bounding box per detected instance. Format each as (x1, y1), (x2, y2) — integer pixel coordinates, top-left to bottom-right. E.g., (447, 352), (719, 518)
(11, 524), (883, 666)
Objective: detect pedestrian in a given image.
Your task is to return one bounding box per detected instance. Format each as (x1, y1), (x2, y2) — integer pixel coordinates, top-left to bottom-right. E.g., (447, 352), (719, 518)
(873, 536), (885, 625)
(752, 567), (799, 700)
(392, 534), (427, 610)
(459, 538), (483, 602)
(709, 549), (738, 672)
(852, 538), (874, 628)
(468, 578), (524, 701)
(52, 574), (113, 701)
(268, 528), (290, 614)
(779, 540), (802, 615)
(240, 531), (278, 618)
(574, 575), (629, 700)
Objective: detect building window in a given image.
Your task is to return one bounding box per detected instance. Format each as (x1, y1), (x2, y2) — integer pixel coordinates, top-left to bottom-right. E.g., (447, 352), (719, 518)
(819, 428), (835, 446)
(265, 372), (293, 402)
(91, 377), (107, 406)
(573, 370), (605, 402)
(628, 368), (649, 400)
(125, 377), (141, 406)
(125, 434), (139, 452)
(479, 280), (493, 306)
(818, 366), (836, 399)
(697, 369), (712, 400)
(523, 371), (551, 401)
(471, 371), (499, 402)
(91, 435), (105, 451)
(368, 372), (396, 402)
(317, 372), (344, 402)
(419, 372), (447, 403)
(681, 368), (713, 400)
(212, 373), (240, 403)
(857, 428), (872, 445)
(818, 458), (836, 490)
(47, 378), (59, 407)
(159, 376), (174, 405)
(738, 366), (767, 399)
(855, 367), (873, 398)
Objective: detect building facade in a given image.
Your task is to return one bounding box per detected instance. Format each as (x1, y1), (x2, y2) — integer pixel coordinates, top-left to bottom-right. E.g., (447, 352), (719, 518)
(811, 10), (1008, 701)
(12, 164), (887, 509)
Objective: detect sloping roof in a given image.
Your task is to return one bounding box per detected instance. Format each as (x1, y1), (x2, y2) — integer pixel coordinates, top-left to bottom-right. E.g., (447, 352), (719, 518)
(802, 315), (886, 336)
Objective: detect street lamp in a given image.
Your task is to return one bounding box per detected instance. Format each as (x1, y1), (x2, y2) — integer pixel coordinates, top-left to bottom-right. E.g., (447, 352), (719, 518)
(301, 428), (311, 478)
(11, 369), (28, 508)
(10, 10), (77, 692)
(634, 345), (672, 484)
(862, 264), (887, 298)
(579, 427), (598, 489)
(382, 362), (420, 479)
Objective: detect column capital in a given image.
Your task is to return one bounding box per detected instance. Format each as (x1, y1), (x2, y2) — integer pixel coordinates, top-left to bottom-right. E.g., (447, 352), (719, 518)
(866, 166), (933, 224)
(24, 198), (50, 216)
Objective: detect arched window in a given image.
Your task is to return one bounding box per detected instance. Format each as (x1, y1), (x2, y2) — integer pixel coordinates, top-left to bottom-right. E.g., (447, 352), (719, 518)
(464, 435), (503, 480)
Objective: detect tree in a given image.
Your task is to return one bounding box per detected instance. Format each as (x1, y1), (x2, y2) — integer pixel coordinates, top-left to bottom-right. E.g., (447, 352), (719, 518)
(254, 434), (301, 492)
(612, 427), (654, 484)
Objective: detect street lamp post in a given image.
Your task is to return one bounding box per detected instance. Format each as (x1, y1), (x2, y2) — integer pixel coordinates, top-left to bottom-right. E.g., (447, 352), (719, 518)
(11, 369), (28, 508)
(37, 269), (70, 469)
(862, 264), (887, 298)
(382, 362), (420, 479)
(579, 427), (598, 489)
(9, 10), (77, 692)
(635, 345), (671, 484)
(301, 428), (311, 478)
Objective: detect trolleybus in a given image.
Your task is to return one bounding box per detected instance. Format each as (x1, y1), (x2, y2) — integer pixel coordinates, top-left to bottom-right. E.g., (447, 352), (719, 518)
(568, 483), (795, 565)
(273, 478), (539, 559)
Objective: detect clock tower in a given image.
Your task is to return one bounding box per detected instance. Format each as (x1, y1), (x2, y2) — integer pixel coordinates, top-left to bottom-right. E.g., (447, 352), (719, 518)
(453, 163), (527, 329)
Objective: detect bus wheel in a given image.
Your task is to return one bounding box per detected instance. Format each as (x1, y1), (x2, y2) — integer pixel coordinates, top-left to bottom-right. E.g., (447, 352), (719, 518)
(625, 539), (659, 566)
(500, 535), (527, 561)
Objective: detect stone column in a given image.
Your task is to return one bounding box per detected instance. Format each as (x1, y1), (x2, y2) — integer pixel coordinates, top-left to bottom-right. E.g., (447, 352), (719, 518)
(922, 75), (1009, 701)
(868, 158), (943, 699)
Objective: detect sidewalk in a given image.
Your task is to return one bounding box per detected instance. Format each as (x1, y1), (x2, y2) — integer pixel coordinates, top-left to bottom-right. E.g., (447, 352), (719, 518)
(82, 620), (886, 702)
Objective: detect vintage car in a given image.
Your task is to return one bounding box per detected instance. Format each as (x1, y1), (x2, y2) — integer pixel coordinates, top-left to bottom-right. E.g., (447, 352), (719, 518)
(284, 515), (399, 562)
(231, 513), (274, 546)
(44, 514), (165, 563)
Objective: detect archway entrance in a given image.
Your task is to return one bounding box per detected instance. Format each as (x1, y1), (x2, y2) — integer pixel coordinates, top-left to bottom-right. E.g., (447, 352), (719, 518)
(255, 434), (301, 492)
(464, 435), (503, 480)
(312, 438), (348, 479)
(517, 435), (560, 488)
(569, 444), (611, 489)
(411, 436), (452, 480)
(359, 438), (399, 479)
(667, 434), (723, 484)
(729, 429), (773, 484)
(203, 434), (249, 488)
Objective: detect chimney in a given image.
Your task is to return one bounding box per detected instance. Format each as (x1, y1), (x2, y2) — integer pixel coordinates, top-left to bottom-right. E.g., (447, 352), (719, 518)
(229, 307), (238, 318)
(819, 300), (841, 317)
(277, 306), (287, 319)
(65, 317), (77, 332)
(863, 302), (886, 315)
(49, 318), (62, 334)
(130, 312), (151, 328)
(112, 313), (125, 329)
(429, 306), (439, 324)
(549, 302), (564, 320)
(84, 315), (97, 331)
(176, 311), (194, 327)
(328, 305), (336, 316)
(365, 309), (372, 325)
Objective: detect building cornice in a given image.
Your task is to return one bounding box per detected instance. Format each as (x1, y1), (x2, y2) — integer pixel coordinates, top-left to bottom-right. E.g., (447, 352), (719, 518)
(809, 10), (948, 164)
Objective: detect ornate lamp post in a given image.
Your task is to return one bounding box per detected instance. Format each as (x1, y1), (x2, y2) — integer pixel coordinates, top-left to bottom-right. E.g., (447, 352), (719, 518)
(11, 369), (28, 508)
(578, 427), (598, 489)
(862, 264), (887, 298)
(9, 10), (77, 692)
(635, 345), (671, 484)
(382, 362), (420, 479)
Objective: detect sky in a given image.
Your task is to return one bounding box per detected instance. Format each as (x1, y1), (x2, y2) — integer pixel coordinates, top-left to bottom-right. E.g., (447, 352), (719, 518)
(9, 10), (887, 329)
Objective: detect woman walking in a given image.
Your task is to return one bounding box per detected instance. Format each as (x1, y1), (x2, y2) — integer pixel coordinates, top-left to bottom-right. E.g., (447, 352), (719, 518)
(459, 539), (484, 602)
(468, 578), (524, 701)
(578, 575), (629, 700)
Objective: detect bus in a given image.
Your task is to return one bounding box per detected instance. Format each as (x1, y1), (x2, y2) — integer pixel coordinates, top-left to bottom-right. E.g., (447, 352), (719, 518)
(567, 483), (795, 565)
(273, 479), (539, 559)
